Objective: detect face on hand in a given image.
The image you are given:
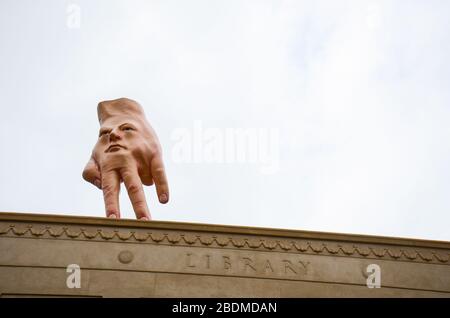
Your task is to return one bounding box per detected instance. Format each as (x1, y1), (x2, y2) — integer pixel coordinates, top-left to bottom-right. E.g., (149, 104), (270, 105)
(82, 98), (169, 221)
(98, 119), (136, 154)
(93, 116), (155, 185)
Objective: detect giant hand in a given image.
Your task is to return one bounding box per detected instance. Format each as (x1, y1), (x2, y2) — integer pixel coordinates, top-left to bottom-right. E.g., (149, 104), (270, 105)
(82, 98), (169, 220)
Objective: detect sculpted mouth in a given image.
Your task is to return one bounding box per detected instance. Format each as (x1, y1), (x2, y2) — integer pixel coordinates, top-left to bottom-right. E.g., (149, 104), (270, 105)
(105, 144), (127, 153)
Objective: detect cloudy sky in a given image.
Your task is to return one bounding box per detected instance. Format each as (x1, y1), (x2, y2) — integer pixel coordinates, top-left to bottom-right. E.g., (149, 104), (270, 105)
(0, 0), (449, 241)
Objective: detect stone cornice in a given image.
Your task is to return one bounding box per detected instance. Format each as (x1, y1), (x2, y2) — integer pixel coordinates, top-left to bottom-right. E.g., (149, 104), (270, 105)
(0, 212), (449, 265)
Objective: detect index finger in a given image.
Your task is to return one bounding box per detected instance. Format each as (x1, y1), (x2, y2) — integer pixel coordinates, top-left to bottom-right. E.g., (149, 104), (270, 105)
(101, 170), (121, 218)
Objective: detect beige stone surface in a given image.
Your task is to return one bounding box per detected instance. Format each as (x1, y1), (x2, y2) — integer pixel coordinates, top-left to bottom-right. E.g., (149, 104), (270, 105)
(0, 212), (449, 297)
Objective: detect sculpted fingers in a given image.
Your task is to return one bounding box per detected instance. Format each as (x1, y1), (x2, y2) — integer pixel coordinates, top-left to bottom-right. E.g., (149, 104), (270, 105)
(86, 98), (169, 220)
(121, 168), (151, 220)
(101, 170), (121, 218)
(82, 157), (102, 189)
(151, 155), (169, 204)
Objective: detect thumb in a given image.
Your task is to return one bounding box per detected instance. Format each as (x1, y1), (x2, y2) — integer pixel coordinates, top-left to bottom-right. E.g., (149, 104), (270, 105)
(82, 157), (102, 189)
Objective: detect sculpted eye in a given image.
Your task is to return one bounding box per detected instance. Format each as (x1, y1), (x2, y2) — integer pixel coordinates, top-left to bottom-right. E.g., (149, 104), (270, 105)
(99, 131), (108, 138)
(122, 126), (134, 131)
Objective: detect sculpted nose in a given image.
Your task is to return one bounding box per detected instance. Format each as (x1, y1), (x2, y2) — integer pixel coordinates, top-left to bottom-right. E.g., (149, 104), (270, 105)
(109, 129), (121, 142)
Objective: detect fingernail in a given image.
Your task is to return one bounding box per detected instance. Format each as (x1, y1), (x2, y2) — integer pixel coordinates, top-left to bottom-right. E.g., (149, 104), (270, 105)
(139, 216), (149, 221)
(108, 214), (117, 219)
(159, 194), (168, 203)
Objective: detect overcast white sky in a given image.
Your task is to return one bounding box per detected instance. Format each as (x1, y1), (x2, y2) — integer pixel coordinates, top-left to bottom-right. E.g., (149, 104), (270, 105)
(0, 0), (449, 241)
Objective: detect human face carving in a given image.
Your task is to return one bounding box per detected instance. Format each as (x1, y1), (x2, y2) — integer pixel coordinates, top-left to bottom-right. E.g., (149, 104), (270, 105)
(82, 98), (169, 220)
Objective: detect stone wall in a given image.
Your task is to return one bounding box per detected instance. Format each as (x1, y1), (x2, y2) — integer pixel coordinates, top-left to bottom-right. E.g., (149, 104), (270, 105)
(0, 212), (449, 297)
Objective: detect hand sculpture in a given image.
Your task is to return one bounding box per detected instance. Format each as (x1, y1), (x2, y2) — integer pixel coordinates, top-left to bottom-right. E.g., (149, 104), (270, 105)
(82, 98), (169, 220)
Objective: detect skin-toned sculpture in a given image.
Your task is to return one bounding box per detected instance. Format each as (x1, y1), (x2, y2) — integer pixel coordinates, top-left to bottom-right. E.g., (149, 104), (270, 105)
(82, 98), (169, 220)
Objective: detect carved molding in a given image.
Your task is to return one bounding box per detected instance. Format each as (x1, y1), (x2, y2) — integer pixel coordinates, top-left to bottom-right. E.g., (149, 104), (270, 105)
(1, 223), (449, 264)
